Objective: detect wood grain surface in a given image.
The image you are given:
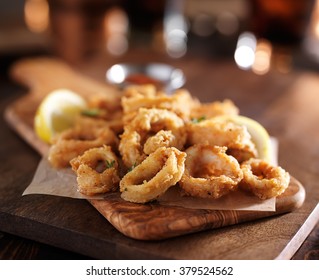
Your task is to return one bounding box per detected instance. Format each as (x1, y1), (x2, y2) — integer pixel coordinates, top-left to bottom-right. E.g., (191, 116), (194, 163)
(1, 53), (318, 259)
(4, 57), (305, 241)
(90, 178), (304, 240)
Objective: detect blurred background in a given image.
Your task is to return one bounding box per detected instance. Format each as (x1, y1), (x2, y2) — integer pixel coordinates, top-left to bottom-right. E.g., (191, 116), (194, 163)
(1, 0), (319, 76)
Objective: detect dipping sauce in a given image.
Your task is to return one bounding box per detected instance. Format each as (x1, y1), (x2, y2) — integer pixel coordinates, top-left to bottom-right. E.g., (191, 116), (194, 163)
(106, 63), (185, 94)
(125, 73), (163, 89)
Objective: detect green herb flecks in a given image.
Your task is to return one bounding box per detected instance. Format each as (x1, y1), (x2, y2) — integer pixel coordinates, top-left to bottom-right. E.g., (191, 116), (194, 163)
(105, 160), (115, 169)
(191, 115), (206, 123)
(127, 162), (137, 172)
(81, 108), (101, 117)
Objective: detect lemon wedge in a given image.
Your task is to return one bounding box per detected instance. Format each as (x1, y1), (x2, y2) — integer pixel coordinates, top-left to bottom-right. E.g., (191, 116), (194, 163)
(213, 115), (272, 161)
(34, 89), (87, 143)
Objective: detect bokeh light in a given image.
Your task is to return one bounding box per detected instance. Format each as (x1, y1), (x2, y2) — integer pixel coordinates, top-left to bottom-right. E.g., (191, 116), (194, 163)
(24, 0), (49, 33)
(234, 32), (257, 69)
(252, 40), (272, 75)
(216, 12), (239, 36)
(103, 7), (129, 56)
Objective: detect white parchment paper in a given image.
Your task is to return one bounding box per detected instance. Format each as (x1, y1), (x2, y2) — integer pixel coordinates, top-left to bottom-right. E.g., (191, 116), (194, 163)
(23, 138), (279, 211)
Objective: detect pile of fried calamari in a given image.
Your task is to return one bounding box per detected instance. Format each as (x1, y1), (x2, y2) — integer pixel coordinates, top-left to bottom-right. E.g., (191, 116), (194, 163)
(47, 85), (290, 203)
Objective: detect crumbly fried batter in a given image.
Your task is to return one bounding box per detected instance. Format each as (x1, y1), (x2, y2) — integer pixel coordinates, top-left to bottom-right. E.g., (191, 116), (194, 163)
(190, 99), (239, 119)
(239, 158), (290, 199)
(70, 145), (120, 195)
(48, 120), (118, 168)
(180, 145), (243, 199)
(42, 83), (290, 202)
(120, 147), (186, 203)
(122, 85), (199, 123)
(187, 118), (257, 162)
(119, 108), (186, 168)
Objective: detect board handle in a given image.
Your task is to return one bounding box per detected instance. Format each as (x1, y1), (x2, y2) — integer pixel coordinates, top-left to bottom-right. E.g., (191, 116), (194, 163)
(10, 56), (122, 110)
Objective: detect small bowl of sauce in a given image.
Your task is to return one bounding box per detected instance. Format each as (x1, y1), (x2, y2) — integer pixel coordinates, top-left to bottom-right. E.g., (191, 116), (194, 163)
(106, 63), (185, 93)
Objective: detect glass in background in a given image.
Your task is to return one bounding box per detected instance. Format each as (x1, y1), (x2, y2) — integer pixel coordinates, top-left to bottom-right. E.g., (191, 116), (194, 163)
(3, 0), (319, 72)
(242, 0), (315, 74)
(249, 0), (314, 46)
(302, 0), (319, 67)
(47, 0), (120, 64)
(184, 0), (250, 58)
(122, 0), (166, 48)
(169, 0), (318, 74)
(0, 0), (52, 76)
(0, 0), (50, 55)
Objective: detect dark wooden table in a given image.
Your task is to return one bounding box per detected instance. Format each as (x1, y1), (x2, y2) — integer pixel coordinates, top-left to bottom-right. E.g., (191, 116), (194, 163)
(1, 49), (319, 259)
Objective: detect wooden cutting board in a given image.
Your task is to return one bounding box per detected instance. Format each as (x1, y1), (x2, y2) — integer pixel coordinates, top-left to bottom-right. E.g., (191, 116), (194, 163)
(4, 57), (306, 240)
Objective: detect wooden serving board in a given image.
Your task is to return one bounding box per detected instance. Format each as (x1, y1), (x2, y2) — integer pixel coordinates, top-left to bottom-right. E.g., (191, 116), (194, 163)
(4, 57), (306, 241)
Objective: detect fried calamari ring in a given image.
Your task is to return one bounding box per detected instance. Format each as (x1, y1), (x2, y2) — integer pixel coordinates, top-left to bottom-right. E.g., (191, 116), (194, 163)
(70, 145), (120, 195)
(48, 124), (118, 168)
(239, 158), (290, 199)
(120, 147), (186, 203)
(180, 145), (243, 199)
(79, 110), (124, 134)
(123, 84), (157, 99)
(122, 87), (199, 123)
(119, 108), (186, 167)
(143, 130), (177, 155)
(187, 118), (257, 162)
(190, 99), (239, 119)
(86, 90), (122, 112)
